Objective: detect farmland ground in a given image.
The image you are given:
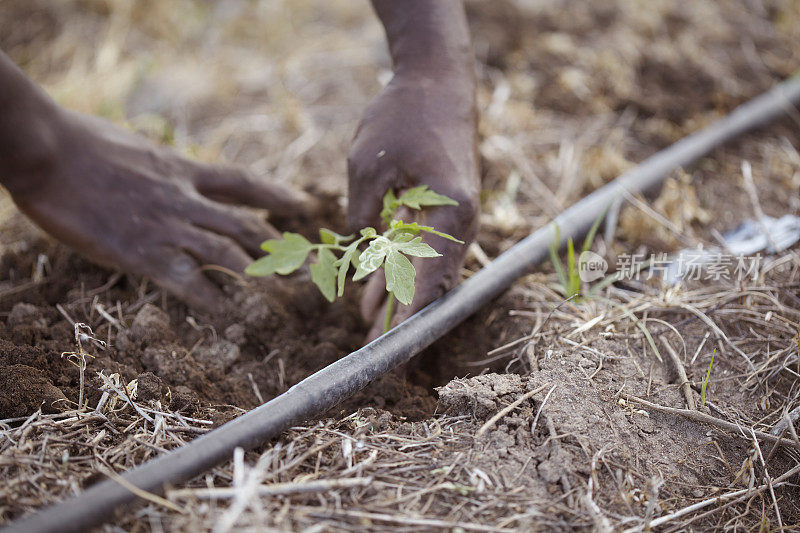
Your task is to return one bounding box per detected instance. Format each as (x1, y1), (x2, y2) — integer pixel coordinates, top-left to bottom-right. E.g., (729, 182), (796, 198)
(1, 0), (800, 530)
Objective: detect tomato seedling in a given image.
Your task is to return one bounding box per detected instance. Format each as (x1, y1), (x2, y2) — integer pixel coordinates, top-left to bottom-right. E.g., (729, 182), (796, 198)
(246, 186), (463, 332)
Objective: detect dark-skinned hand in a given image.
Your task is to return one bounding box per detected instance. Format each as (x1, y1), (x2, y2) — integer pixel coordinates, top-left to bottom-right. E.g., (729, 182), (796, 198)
(348, 72), (479, 339)
(8, 109), (309, 311)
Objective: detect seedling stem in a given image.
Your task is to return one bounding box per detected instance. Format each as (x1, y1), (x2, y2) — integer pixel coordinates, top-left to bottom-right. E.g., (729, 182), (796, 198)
(384, 292), (396, 333)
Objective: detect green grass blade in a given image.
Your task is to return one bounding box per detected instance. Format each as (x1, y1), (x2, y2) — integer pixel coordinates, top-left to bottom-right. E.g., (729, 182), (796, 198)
(701, 349), (715, 406)
(567, 238), (580, 297)
(582, 204), (609, 254)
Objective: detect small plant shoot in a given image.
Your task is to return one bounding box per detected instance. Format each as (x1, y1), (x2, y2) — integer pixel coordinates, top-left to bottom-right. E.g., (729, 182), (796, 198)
(700, 348), (715, 407)
(246, 186), (463, 332)
(548, 208), (606, 300)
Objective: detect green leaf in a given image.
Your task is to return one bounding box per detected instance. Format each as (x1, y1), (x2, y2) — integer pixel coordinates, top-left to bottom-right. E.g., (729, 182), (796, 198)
(333, 233), (373, 296)
(247, 233), (313, 277)
(360, 227), (377, 238)
(397, 237), (441, 258)
(319, 228), (353, 246)
(353, 237), (392, 281)
(380, 190), (399, 225)
(390, 232), (416, 243)
(388, 219), (420, 234)
(335, 241), (361, 296)
(245, 255), (280, 277)
(349, 250), (361, 270)
(397, 186), (459, 210)
(384, 249), (416, 305)
(389, 220), (464, 243)
(310, 248), (337, 302)
(381, 187), (459, 226)
(252, 232), (314, 275)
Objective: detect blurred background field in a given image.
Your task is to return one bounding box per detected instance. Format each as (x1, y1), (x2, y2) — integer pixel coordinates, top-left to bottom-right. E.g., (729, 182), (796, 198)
(3, 0), (799, 239)
(2, 1), (800, 531)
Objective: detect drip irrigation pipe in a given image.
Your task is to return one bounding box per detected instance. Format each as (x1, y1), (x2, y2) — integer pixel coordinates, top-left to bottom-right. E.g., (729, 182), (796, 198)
(6, 76), (800, 533)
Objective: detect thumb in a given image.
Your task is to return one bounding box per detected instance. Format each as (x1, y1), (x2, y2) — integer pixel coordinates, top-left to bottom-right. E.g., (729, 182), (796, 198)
(391, 201), (475, 322)
(365, 232), (467, 342)
(347, 166), (398, 232)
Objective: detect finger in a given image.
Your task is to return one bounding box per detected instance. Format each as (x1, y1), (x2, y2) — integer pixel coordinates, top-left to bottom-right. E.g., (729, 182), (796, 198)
(365, 243), (464, 342)
(397, 246), (462, 321)
(363, 198), (475, 340)
(420, 185), (480, 245)
(178, 226), (253, 273)
(391, 203), (475, 323)
(188, 197), (280, 256)
(361, 270), (386, 321)
(347, 165), (397, 232)
(365, 297), (390, 343)
(193, 162), (311, 217)
(145, 249), (226, 312)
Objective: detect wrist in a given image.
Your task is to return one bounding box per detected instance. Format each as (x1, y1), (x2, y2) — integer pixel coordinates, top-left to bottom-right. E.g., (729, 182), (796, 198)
(0, 53), (62, 198)
(393, 52), (474, 86)
(0, 108), (61, 201)
(391, 68), (476, 112)
(373, 0), (475, 86)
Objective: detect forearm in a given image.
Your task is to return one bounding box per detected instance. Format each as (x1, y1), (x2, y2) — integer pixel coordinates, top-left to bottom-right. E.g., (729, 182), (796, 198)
(0, 50), (61, 197)
(371, 0), (475, 82)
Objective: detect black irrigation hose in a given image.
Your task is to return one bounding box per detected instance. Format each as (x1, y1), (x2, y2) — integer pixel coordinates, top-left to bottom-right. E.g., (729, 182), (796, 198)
(6, 76), (800, 533)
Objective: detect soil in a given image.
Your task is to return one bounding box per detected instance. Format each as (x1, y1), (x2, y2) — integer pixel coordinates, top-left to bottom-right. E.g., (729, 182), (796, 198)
(5, 217), (800, 530)
(0, 216), (531, 425)
(2, 0), (800, 530)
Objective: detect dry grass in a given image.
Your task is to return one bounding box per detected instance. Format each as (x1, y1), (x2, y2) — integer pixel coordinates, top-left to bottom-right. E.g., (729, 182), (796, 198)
(2, 0), (800, 531)
(0, 372), (214, 520)
(136, 249), (800, 532)
(4, 247), (800, 530)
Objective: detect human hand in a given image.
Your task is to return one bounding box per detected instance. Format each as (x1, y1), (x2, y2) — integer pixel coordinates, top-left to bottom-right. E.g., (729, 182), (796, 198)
(8, 109), (310, 311)
(348, 71), (479, 339)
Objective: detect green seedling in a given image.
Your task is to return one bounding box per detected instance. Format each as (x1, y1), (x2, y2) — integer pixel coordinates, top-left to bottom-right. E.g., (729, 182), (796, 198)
(548, 209), (605, 299)
(700, 348), (716, 407)
(246, 186), (463, 332)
